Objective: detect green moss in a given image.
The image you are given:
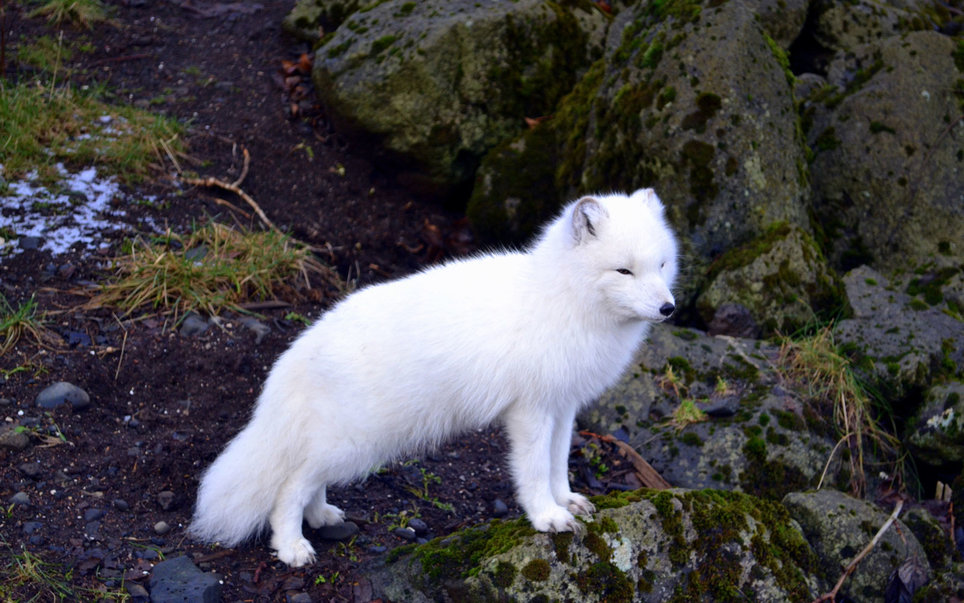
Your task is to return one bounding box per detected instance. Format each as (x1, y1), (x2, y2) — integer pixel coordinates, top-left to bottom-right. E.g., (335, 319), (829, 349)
(400, 518), (536, 582)
(681, 431), (704, 447)
(575, 561), (634, 602)
(492, 560), (517, 587)
(680, 139), (718, 201)
(682, 92), (722, 132)
(584, 531), (612, 559)
(869, 121), (896, 135)
(590, 489), (643, 510)
(551, 531), (574, 564)
(521, 558), (551, 582)
(814, 126), (841, 152)
(370, 34), (399, 54)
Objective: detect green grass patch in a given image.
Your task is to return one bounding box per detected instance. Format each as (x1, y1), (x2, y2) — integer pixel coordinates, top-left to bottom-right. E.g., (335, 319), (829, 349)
(27, 0), (109, 28)
(0, 543), (130, 602)
(778, 326), (898, 497)
(0, 293), (58, 356)
(1, 35), (183, 185)
(87, 222), (341, 322)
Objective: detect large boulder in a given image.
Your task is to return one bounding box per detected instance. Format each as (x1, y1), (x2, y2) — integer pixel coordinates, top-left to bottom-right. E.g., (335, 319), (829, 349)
(783, 489), (929, 602)
(804, 30), (964, 271)
(310, 0), (608, 194)
(367, 489), (824, 602)
(695, 223), (845, 336)
(469, 0), (813, 272)
(832, 265), (964, 403)
(581, 325), (850, 500)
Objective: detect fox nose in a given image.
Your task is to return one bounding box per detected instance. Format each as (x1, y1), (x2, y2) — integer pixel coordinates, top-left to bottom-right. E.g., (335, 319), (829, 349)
(659, 302), (676, 317)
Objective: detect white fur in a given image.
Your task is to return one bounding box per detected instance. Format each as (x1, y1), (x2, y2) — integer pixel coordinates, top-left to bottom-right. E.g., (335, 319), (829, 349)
(190, 189), (679, 566)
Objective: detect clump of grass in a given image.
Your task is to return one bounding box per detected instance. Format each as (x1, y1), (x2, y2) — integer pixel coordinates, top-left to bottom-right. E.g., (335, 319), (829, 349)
(27, 0), (109, 28)
(0, 293), (58, 356)
(0, 543), (130, 601)
(88, 222), (341, 322)
(1, 34), (183, 184)
(0, 546), (74, 601)
(667, 399), (708, 432)
(778, 326), (898, 497)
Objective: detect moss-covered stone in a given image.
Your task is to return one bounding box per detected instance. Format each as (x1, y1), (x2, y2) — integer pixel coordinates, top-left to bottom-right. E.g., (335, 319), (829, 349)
(368, 488), (823, 601)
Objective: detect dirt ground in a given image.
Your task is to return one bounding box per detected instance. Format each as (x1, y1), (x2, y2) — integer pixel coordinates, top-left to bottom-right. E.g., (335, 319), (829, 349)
(0, 2), (634, 600)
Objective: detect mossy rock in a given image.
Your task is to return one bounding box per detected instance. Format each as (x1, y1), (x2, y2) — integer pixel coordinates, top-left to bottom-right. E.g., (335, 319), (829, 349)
(783, 489), (929, 602)
(695, 223), (846, 337)
(467, 0), (812, 294)
(311, 0), (608, 195)
(583, 324), (846, 500)
(367, 489), (824, 601)
(282, 0), (362, 44)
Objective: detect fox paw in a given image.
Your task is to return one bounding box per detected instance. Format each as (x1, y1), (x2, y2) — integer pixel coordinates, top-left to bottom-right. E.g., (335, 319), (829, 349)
(305, 502), (345, 529)
(564, 493), (595, 517)
(529, 505), (580, 533)
(274, 537), (317, 567)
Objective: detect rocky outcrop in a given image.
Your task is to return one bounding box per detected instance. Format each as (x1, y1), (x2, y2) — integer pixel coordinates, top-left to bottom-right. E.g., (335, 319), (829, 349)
(783, 489), (928, 602)
(581, 324), (849, 500)
(368, 489), (825, 602)
(308, 0), (608, 194)
(470, 0), (813, 267)
(804, 30), (964, 271)
(695, 224), (844, 335)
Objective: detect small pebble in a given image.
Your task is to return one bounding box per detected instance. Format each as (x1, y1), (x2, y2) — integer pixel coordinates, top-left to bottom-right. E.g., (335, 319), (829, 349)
(84, 508), (106, 521)
(157, 490), (176, 511)
(153, 521), (170, 535)
(407, 518), (428, 536)
(35, 381), (91, 411)
(492, 498), (508, 517)
(9, 491), (30, 506)
(317, 521), (359, 541)
(392, 527), (416, 541)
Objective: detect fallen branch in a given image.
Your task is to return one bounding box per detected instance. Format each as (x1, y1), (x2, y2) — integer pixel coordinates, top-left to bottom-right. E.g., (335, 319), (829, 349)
(812, 498), (905, 603)
(181, 147), (279, 232)
(578, 431), (671, 490)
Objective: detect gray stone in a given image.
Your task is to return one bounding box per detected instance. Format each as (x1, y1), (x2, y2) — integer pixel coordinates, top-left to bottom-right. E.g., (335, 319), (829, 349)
(317, 520), (359, 541)
(36, 381), (90, 411)
(9, 491), (30, 506)
(368, 490), (824, 601)
(149, 555), (221, 603)
(783, 489), (928, 602)
(807, 31), (964, 271)
(239, 316), (270, 344)
(581, 324), (844, 498)
(0, 424), (30, 450)
(179, 313), (210, 337)
(154, 521), (171, 535)
(833, 266), (964, 402)
(906, 381), (964, 467)
(312, 0), (607, 193)
(695, 225), (843, 336)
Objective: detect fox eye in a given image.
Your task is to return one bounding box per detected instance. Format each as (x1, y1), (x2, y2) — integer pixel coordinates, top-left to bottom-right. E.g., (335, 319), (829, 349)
(616, 268), (633, 275)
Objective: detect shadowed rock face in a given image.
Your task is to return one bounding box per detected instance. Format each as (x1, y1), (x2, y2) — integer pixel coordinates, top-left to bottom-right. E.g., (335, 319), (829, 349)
(307, 0), (608, 195)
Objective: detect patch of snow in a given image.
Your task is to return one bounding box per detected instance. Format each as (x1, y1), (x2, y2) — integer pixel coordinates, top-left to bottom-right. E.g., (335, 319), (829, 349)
(0, 164), (131, 255)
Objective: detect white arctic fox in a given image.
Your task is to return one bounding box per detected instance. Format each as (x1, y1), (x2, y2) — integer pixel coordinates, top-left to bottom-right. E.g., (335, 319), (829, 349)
(191, 188), (679, 566)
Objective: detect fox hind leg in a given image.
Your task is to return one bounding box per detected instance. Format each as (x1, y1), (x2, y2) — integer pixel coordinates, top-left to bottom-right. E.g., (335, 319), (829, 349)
(304, 484), (345, 529)
(269, 469), (317, 567)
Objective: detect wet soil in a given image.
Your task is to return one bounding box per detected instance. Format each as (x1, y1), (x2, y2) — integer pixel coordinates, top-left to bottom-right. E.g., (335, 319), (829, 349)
(0, 2), (628, 600)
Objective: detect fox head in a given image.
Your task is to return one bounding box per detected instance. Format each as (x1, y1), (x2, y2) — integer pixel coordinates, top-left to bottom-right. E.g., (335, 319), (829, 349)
(565, 189), (679, 324)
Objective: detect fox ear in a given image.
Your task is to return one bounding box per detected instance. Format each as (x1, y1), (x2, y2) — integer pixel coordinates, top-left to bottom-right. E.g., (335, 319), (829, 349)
(630, 188), (665, 214)
(571, 196), (608, 243)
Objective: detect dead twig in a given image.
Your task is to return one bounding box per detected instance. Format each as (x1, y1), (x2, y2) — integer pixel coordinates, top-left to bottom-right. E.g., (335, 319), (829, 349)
(578, 431), (671, 490)
(812, 498), (905, 603)
(181, 146), (278, 232)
